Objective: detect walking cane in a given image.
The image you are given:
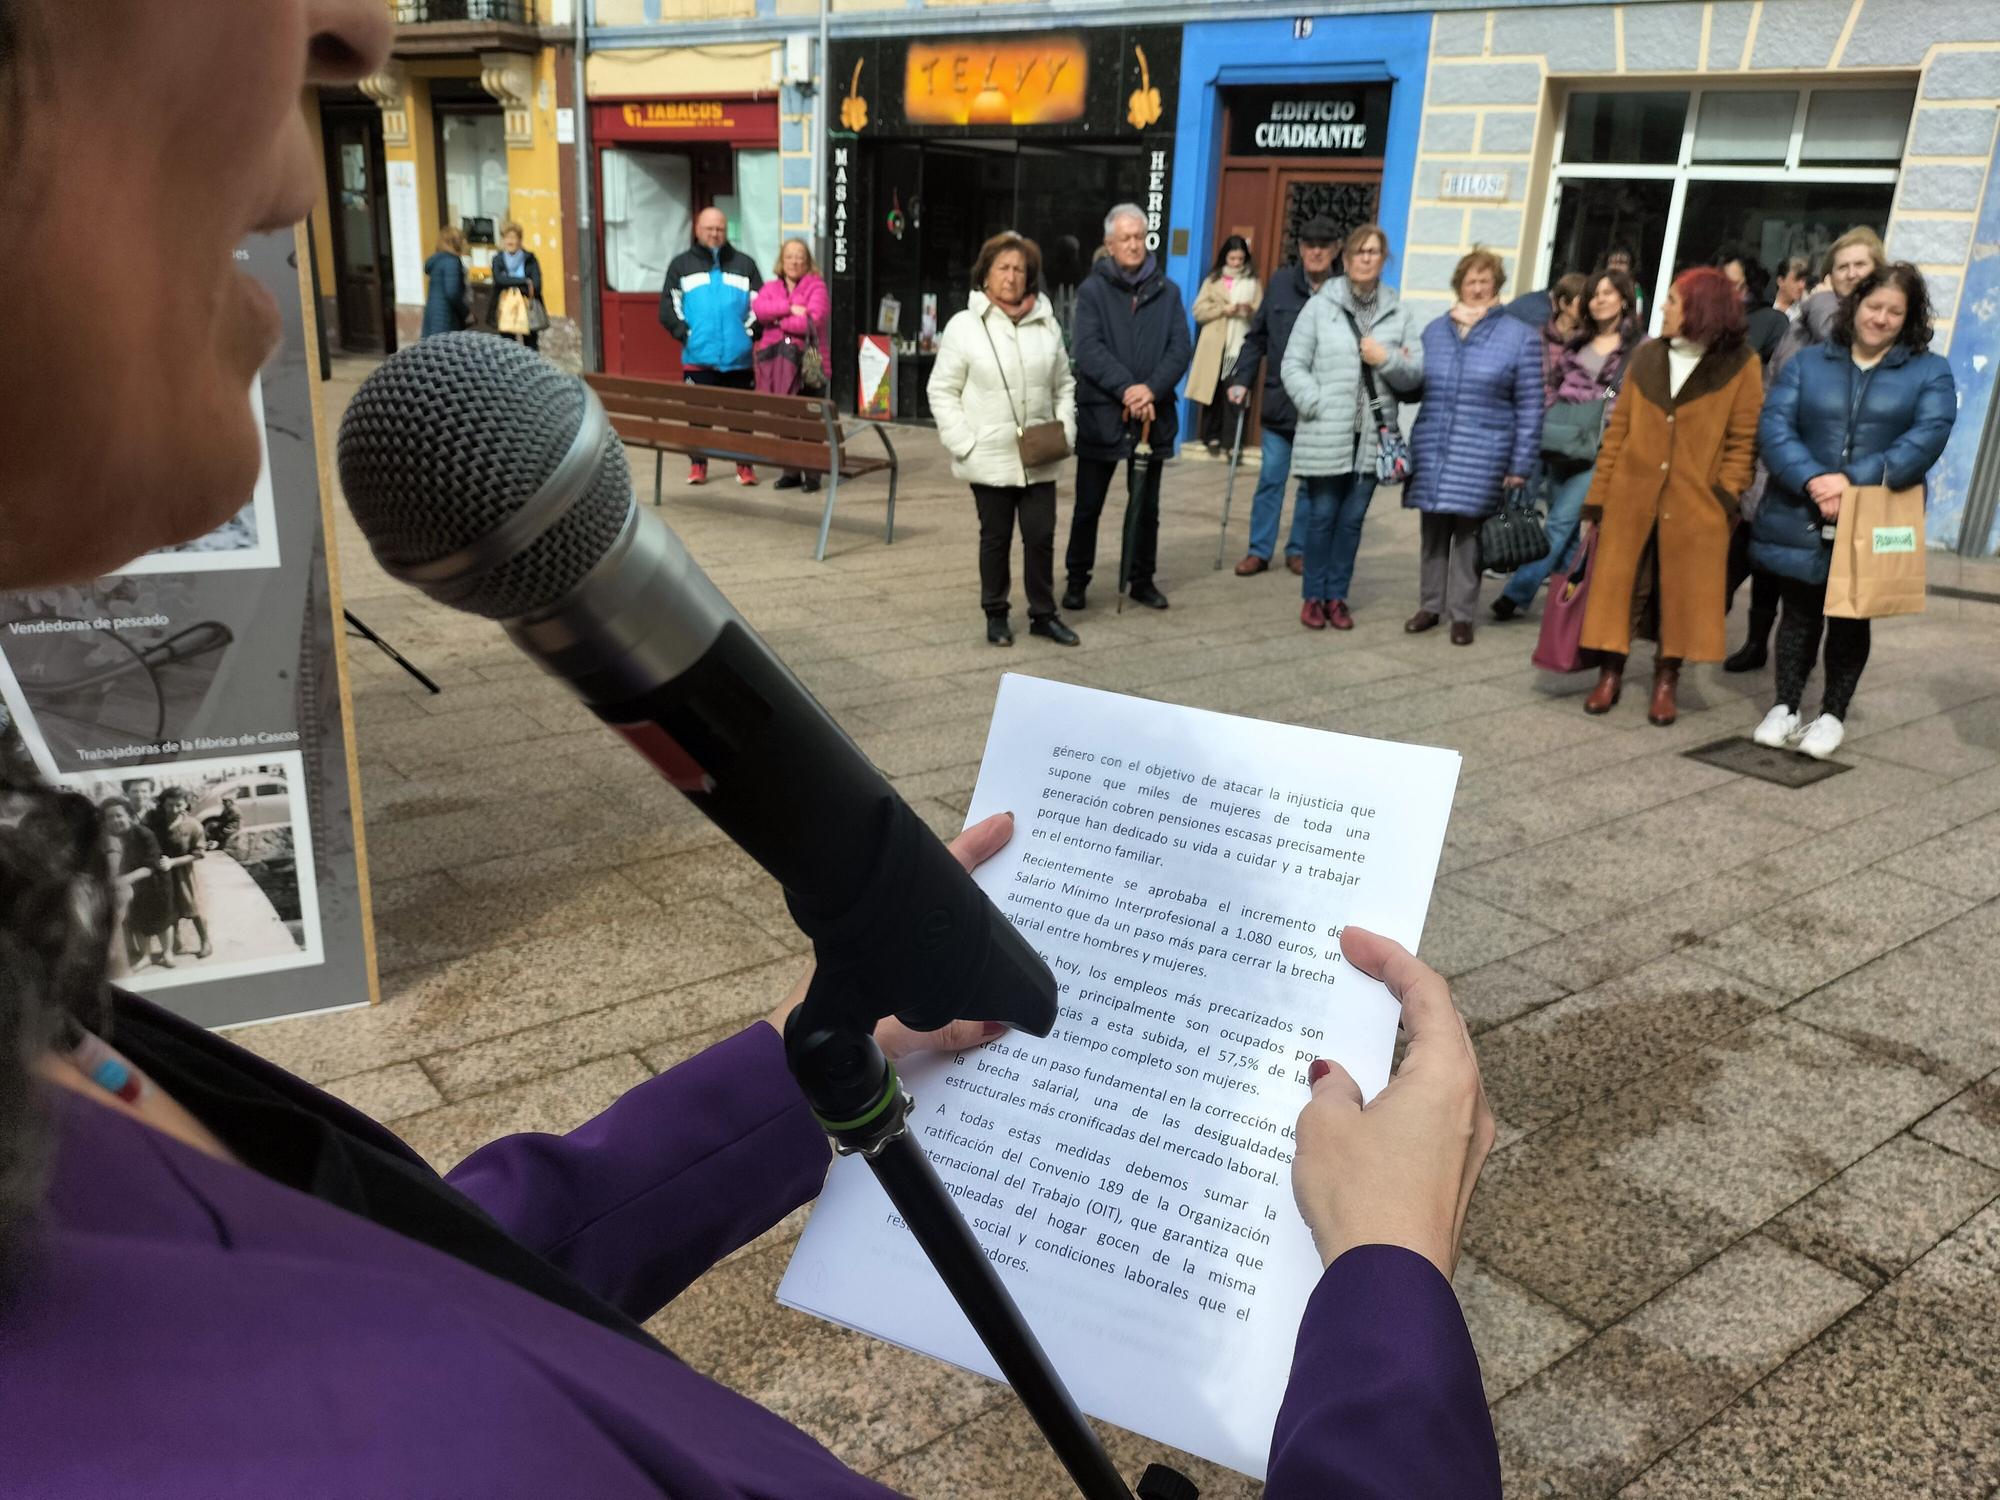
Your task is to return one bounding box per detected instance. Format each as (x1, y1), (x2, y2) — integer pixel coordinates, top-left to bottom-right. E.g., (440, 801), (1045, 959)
(1213, 401), (1249, 569)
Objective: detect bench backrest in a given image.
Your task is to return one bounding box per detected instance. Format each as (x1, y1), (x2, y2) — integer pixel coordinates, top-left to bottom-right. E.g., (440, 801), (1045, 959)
(586, 373), (855, 463)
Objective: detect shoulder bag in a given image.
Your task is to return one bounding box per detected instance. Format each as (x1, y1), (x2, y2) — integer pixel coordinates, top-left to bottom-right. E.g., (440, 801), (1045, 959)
(1478, 482), (1552, 573)
(981, 316), (1070, 470)
(1337, 306), (1412, 485)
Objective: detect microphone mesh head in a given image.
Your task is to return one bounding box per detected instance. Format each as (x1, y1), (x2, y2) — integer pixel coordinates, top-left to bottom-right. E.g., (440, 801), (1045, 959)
(336, 332), (633, 619)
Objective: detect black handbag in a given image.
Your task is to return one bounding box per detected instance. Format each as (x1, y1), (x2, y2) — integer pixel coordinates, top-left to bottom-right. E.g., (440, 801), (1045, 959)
(1478, 483), (1551, 573)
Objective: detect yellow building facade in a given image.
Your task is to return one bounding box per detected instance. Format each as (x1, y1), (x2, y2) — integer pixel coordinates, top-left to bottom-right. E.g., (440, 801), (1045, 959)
(310, 2), (577, 362)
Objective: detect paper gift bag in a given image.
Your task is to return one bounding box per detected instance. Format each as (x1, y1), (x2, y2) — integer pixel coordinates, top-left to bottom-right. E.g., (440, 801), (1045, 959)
(497, 287), (532, 337)
(1826, 484), (1926, 620)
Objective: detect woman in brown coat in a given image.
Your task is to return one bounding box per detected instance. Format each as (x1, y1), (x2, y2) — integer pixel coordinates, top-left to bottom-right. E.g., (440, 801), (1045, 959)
(1579, 267), (1763, 725)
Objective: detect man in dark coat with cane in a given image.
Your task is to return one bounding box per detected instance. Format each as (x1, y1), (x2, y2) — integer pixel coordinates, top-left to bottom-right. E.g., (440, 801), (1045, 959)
(1062, 203), (1192, 611)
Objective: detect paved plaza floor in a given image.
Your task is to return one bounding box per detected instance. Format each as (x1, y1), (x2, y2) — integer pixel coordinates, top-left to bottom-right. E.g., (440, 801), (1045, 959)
(241, 358), (2000, 1497)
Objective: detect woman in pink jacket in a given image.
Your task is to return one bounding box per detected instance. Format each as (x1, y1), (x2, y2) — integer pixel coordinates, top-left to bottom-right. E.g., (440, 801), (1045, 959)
(752, 238), (832, 491)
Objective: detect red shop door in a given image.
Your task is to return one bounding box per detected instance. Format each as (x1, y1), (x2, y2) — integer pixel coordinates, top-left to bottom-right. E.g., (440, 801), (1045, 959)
(598, 144), (736, 380)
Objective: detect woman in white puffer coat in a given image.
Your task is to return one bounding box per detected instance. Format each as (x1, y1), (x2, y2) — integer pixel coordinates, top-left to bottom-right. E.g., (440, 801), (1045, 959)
(929, 231), (1080, 647)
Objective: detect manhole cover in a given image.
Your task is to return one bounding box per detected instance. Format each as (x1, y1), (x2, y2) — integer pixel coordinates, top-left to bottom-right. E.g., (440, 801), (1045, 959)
(1684, 736), (1852, 787)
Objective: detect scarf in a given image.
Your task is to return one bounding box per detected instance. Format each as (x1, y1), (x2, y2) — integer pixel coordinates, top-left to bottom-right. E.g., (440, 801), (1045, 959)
(1448, 301), (1490, 336)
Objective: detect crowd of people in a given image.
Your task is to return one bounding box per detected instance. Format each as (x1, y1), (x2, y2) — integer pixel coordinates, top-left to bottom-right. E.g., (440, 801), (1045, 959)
(897, 204), (1956, 759)
(414, 195), (1960, 749)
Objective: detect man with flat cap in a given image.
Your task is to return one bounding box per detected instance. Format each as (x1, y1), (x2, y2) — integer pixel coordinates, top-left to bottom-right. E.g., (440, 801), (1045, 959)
(1224, 215), (1344, 577)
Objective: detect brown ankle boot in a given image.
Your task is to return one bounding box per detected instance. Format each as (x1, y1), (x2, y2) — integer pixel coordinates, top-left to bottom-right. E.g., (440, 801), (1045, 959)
(1584, 665), (1623, 715)
(1648, 658), (1681, 726)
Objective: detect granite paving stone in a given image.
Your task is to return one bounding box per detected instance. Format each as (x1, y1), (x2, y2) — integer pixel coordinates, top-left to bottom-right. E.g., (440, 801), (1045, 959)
(1452, 1254), (1593, 1401)
(1476, 953), (1782, 1131)
(1877, 811), (2000, 900)
(1447, 957), (1569, 1034)
(320, 1061), (446, 1122)
(1620, 1206), (2000, 1498)
(1447, 796), (1809, 934)
(1465, 1017), (1953, 1325)
(1787, 900), (2000, 1084)
(1765, 1134), (2000, 1288)
(1693, 871), (1977, 1001)
(1914, 1072), (2000, 1170)
(424, 956), (803, 1101)
(1495, 1235), (1865, 1497)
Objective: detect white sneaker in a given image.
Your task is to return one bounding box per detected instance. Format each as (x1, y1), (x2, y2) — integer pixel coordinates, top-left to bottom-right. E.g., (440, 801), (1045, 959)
(1797, 714), (1845, 760)
(1752, 705), (1800, 748)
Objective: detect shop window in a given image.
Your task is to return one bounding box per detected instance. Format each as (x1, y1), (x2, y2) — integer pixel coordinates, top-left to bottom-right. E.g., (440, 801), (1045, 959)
(602, 147), (691, 293)
(1801, 88), (1914, 168)
(1562, 92), (1687, 165)
(717, 149), (781, 281)
(1548, 179), (1674, 295)
(440, 110), (508, 247)
(1691, 91), (1797, 165)
(1675, 180), (1896, 278)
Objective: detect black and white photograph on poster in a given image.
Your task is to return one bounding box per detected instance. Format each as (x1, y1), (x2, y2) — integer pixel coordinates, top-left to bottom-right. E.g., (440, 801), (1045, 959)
(111, 371), (282, 574)
(1, 699), (44, 784)
(63, 749), (324, 994)
(0, 645), (58, 781)
(0, 570), (275, 774)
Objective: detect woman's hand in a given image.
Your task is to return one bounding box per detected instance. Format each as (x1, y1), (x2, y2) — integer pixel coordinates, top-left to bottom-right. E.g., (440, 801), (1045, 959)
(1358, 335), (1389, 367)
(1232, 303), (1253, 319)
(1806, 473), (1845, 518)
(1227, 384), (1249, 406)
(791, 304), (808, 318)
(765, 812), (1020, 1060)
(1502, 474), (1527, 489)
(1292, 928), (1495, 1278)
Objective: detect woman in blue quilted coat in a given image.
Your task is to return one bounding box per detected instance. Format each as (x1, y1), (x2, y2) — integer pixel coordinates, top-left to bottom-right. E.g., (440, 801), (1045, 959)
(1748, 263), (1957, 761)
(1403, 251), (1544, 645)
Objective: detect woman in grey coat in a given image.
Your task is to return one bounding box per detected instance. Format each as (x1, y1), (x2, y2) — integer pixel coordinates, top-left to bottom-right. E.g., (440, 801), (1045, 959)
(1279, 224), (1422, 631)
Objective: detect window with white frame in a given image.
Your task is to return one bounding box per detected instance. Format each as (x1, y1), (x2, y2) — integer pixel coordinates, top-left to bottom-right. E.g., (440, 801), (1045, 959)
(1538, 83), (1913, 329)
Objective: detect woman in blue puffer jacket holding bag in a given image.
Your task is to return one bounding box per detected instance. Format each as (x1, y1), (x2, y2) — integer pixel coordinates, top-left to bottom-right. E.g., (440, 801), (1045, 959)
(1748, 263), (1957, 760)
(1402, 250), (1545, 645)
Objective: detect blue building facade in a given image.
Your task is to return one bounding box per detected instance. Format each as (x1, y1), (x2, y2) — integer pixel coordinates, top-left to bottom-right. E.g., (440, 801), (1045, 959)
(1164, 13), (1432, 437)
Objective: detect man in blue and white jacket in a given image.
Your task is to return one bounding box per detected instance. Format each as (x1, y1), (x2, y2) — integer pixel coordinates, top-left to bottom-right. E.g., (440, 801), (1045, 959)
(659, 206), (763, 486)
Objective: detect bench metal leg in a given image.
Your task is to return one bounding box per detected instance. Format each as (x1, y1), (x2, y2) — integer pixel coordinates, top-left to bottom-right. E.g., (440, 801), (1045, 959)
(653, 450), (663, 507)
(815, 469), (841, 562)
(875, 425), (900, 546)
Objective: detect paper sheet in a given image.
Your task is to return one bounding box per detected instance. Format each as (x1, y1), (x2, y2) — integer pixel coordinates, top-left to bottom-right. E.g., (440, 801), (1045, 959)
(778, 675), (1461, 1479)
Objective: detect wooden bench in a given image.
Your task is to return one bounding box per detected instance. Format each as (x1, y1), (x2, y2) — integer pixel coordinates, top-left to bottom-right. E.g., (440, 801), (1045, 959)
(584, 373), (899, 562)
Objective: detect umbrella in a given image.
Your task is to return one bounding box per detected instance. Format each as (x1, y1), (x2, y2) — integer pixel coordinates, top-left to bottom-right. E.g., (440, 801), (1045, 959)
(1116, 417), (1156, 613)
(1212, 401), (1250, 569)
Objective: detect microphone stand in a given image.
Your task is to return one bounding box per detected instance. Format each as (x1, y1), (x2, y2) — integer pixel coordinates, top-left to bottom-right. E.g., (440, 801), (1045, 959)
(786, 999), (1195, 1500)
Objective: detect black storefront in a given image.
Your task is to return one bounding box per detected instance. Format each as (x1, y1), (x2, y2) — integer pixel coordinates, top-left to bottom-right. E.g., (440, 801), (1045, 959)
(826, 26), (1180, 421)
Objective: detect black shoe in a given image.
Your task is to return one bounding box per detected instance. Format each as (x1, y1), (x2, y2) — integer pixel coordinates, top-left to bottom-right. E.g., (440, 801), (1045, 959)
(1127, 583), (1170, 610)
(773, 472), (804, 490)
(1031, 615), (1080, 646)
(986, 615), (1013, 647)
(1062, 582), (1088, 611)
(1722, 641), (1768, 673)
(801, 475), (820, 493)
(1490, 596), (1519, 621)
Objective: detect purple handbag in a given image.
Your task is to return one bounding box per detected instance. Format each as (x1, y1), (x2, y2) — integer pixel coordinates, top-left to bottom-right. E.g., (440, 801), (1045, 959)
(1532, 524), (1597, 673)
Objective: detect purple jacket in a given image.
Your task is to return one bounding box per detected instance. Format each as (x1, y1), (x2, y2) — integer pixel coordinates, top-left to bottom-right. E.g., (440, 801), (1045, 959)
(4, 1003), (1499, 1497)
(1403, 310), (1544, 518)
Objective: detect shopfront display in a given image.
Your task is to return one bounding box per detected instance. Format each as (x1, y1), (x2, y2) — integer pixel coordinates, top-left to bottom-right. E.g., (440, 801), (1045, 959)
(1537, 84), (1914, 325)
(824, 26), (1180, 420)
(592, 95), (780, 379)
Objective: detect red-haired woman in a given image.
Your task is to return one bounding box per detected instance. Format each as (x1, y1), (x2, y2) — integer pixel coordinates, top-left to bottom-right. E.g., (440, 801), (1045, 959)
(1576, 267), (1764, 725)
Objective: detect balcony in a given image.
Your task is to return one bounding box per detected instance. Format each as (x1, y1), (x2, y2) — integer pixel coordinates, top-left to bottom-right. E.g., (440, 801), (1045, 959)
(392, 0), (540, 56)
(395, 1), (531, 21)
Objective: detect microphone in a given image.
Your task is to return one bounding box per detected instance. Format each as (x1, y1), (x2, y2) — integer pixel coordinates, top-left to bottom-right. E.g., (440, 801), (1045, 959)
(336, 333), (1056, 1043)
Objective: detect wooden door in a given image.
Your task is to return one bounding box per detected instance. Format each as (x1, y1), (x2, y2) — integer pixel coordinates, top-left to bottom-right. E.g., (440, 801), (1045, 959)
(323, 108), (392, 353)
(1267, 171), (1381, 272)
(599, 145), (735, 380)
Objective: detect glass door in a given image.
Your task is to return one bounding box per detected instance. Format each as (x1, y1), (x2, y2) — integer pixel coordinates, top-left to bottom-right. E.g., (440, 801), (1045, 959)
(324, 108), (390, 353)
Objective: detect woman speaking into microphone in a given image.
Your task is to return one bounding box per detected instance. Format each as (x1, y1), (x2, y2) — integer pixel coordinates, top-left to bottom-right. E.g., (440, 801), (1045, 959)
(0, 4), (1499, 1495)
